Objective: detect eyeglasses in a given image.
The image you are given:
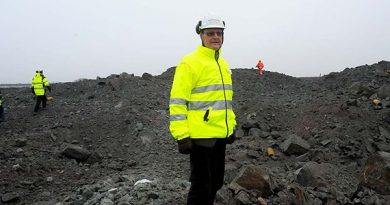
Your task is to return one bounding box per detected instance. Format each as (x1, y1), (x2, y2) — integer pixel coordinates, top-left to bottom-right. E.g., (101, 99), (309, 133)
(203, 31), (224, 37)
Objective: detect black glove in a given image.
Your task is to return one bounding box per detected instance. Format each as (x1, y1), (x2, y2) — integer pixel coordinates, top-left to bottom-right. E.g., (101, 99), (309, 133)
(31, 87), (35, 95)
(226, 131), (236, 144)
(177, 137), (192, 154)
(47, 86), (52, 92)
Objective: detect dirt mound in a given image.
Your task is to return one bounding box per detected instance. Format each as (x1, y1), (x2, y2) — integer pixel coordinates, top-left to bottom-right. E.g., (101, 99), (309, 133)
(0, 61), (389, 204)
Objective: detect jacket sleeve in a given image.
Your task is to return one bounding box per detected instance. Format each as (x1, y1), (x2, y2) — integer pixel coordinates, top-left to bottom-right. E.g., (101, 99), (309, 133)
(43, 78), (50, 86)
(169, 62), (194, 141)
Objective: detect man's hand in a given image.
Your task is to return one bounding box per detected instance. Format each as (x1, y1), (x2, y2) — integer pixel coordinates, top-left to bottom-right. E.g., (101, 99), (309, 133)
(177, 137), (192, 154)
(226, 130), (236, 144)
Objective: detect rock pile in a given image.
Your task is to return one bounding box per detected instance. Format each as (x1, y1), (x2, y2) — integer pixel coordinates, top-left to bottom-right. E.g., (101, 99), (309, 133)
(0, 61), (389, 204)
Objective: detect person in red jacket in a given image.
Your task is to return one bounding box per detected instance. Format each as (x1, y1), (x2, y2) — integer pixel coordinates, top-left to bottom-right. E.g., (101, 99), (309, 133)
(256, 59), (264, 75)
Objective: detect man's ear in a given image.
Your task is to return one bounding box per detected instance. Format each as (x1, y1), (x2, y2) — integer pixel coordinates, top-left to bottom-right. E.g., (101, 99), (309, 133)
(196, 21), (202, 34)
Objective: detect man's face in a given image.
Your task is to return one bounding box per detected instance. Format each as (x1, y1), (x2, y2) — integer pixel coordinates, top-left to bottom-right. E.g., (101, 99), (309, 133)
(200, 28), (224, 50)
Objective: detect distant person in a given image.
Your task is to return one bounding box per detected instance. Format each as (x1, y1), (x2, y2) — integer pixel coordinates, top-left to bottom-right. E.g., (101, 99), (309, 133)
(31, 70), (51, 114)
(169, 16), (237, 205)
(256, 59), (264, 75)
(0, 92), (4, 122)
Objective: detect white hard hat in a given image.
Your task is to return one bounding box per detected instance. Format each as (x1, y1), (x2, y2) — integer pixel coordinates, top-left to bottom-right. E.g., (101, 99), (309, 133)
(196, 16), (225, 34)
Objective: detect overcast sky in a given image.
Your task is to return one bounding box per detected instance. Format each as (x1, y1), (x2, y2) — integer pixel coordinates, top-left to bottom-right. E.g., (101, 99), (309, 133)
(1, 0), (389, 84)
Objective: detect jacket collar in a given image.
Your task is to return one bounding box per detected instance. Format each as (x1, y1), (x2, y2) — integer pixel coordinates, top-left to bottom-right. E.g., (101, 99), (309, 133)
(197, 45), (222, 58)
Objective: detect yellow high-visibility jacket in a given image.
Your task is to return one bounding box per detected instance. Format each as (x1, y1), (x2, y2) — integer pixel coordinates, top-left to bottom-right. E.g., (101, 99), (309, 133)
(169, 45), (237, 141)
(32, 73), (45, 96)
(31, 73), (50, 96)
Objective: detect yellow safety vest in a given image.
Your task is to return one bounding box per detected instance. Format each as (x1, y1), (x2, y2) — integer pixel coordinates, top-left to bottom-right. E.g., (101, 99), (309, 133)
(32, 73), (45, 96)
(169, 45), (237, 141)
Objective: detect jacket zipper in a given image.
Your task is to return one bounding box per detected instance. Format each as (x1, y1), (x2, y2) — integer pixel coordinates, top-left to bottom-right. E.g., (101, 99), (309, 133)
(215, 50), (229, 138)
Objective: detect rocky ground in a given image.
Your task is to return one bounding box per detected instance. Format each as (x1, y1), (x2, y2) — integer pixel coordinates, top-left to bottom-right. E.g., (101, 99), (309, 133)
(0, 61), (390, 205)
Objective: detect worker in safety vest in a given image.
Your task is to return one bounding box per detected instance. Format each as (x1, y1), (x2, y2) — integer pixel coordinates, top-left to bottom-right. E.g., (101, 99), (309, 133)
(256, 59), (264, 75)
(169, 15), (237, 205)
(31, 70), (51, 113)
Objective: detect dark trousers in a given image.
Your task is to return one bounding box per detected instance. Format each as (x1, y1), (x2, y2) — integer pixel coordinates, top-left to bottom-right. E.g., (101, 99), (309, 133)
(187, 139), (226, 205)
(34, 95), (47, 112)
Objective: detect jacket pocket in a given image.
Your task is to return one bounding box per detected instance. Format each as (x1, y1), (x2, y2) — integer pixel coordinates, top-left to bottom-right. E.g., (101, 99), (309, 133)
(203, 108), (210, 122)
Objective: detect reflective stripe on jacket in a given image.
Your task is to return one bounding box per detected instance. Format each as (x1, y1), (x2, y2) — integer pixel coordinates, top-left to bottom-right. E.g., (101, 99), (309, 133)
(169, 45), (237, 141)
(31, 73), (45, 96)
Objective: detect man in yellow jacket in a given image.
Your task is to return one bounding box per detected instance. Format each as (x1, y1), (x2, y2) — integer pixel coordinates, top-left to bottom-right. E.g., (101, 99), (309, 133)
(169, 16), (237, 205)
(31, 70), (51, 114)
